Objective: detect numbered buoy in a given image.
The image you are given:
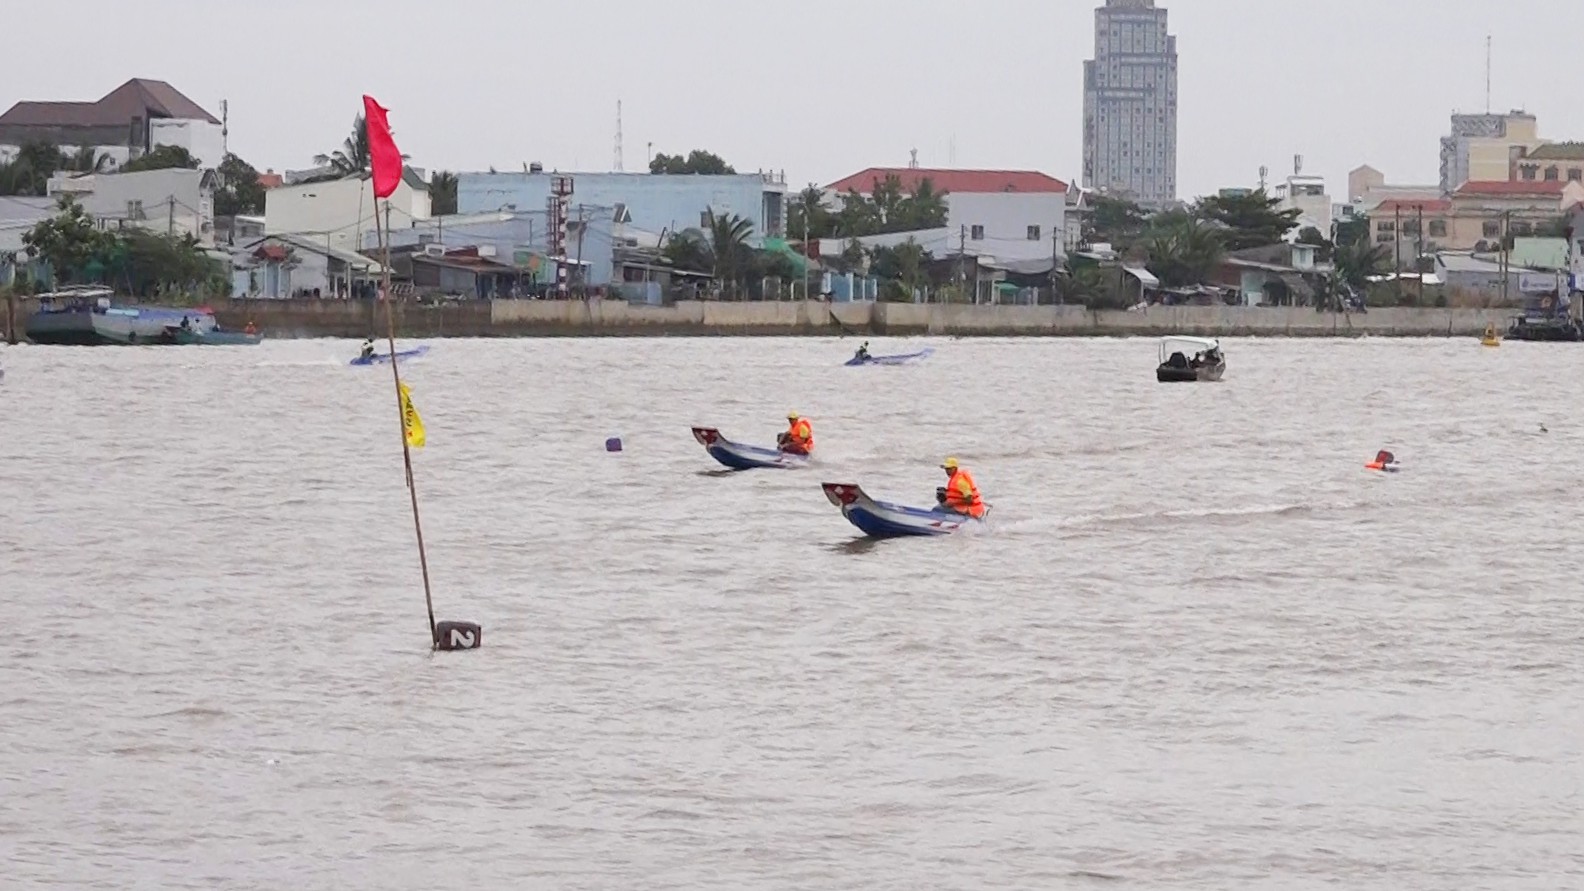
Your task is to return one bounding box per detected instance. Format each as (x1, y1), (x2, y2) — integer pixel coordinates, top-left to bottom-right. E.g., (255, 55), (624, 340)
(433, 620), (483, 651)
(605, 437), (623, 452)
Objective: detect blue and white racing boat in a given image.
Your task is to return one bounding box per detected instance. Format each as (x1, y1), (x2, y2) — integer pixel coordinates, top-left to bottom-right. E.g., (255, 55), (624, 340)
(351, 344), (430, 366)
(822, 482), (988, 538)
(692, 427), (810, 471)
(844, 347), (934, 367)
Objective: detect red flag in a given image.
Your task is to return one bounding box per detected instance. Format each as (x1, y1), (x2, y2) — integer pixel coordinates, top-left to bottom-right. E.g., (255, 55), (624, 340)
(362, 95), (402, 199)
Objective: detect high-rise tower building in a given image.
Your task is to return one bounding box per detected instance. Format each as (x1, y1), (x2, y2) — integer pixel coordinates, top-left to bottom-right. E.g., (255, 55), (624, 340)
(1082, 0), (1178, 206)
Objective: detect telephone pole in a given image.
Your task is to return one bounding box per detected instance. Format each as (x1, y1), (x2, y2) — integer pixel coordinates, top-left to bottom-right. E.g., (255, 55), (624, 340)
(957, 224), (967, 302)
(168, 196), (175, 236)
(1393, 203), (1403, 304)
(1416, 203), (1425, 305)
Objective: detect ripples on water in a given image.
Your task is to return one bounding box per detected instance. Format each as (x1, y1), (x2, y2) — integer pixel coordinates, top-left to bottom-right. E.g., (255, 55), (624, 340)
(1, 336), (1580, 889)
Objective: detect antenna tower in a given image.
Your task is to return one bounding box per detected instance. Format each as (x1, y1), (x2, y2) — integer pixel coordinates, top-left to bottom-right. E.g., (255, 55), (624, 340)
(220, 99), (229, 156)
(1485, 35), (1492, 114)
(614, 100), (624, 172)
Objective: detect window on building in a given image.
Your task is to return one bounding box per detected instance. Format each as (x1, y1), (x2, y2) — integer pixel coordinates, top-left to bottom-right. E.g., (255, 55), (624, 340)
(1511, 221), (1534, 236)
(1483, 220), (1502, 237)
(1027, 225), (1041, 241)
(1521, 166), (1538, 181)
(970, 225), (985, 241)
(1545, 166), (1560, 181)
(700, 211), (711, 227)
(1402, 220), (1421, 235)
(1428, 220), (1447, 237)
(1378, 221), (1396, 233)
(1571, 168), (1583, 182)
(1376, 232), (1395, 243)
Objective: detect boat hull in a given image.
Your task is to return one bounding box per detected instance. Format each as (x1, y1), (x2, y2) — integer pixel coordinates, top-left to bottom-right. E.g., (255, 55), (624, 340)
(1156, 360), (1225, 382)
(845, 347), (935, 367)
(26, 303), (230, 345)
(1507, 317), (1582, 342)
(692, 427), (809, 470)
(822, 482), (986, 538)
(168, 329), (263, 346)
(350, 345), (431, 366)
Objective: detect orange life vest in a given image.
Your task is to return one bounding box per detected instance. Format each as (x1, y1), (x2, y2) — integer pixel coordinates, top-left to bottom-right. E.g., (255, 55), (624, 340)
(944, 468), (985, 518)
(785, 417), (814, 453)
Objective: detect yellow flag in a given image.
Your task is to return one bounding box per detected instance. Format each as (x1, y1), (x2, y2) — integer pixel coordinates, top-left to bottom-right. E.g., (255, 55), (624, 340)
(398, 382), (426, 448)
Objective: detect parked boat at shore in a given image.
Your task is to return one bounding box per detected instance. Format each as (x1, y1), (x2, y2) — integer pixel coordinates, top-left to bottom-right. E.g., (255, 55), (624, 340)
(23, 287), (260, 345)
(1505, 294), (1581, 342)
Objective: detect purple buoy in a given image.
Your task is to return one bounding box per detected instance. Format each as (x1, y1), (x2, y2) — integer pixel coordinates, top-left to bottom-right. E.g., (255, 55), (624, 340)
(605, 437), (623, 452)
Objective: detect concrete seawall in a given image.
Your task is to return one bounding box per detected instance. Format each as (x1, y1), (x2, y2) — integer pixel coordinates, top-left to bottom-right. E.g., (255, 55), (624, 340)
(2, 295), (1513, 342)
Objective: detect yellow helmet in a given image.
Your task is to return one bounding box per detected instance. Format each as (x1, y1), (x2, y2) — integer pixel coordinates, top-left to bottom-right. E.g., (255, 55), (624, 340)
(942, 456), (960, 470)
(788, 411), (800, 420)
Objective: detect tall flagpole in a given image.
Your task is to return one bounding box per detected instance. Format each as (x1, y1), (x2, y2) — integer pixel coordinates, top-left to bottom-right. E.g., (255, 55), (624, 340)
(376, 195), (437, 646)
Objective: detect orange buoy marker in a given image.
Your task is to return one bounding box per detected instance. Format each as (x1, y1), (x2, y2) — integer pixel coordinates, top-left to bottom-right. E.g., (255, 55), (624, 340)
(1365, 449), (1402, 473)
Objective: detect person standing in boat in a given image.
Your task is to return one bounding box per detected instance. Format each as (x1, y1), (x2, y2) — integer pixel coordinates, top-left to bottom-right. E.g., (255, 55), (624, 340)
(936, 457), (986, 518)
(360, 337), (376, 361)
(854, 341), (871, 362)
(777, 411), (814, 455)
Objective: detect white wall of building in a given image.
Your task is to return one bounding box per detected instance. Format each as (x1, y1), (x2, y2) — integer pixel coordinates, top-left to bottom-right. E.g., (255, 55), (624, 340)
(47, 168), (217, 244)
(946, 192), (1067, 261)
(266, 175), (431, 253)
(148, 119), (225, 168)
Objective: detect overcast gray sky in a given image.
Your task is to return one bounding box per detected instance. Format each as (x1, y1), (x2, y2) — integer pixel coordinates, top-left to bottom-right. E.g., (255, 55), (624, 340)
(6, 0), (1579, 198)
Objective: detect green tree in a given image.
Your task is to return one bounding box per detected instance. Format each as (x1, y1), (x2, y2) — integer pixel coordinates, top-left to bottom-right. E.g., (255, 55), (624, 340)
(1142, 213), (1225, 287)
(1193, 189), (1301, 251)
(315, 114), (370, 175)
(214, 153), (266, 217)
(117, 229), (227, 297)
(1334, 216), (1368, 249)
(1332, 239), (1390, 290)
(430, 170), (458, 215)
(1084, 193), (1149, 247)
(21, 196), (118, 284)
(868, 238), (928, 301)
(661, 228), (712, 273)
(833, 189), (882, 238)
(787, 185), (835, 241)
(1295, 225), (1333, 262)
(64, 145), (117, 174)
(0, 141), (68, 196)
(1058, 262), (1116, 307)
(649, 149), (735, 175)
(120, 145), (199, 173)
(704, 209), (754, 294)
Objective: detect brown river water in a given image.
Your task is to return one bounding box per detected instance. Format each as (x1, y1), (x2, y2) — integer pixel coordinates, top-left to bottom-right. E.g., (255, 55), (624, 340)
(1, 336), (1580, 890)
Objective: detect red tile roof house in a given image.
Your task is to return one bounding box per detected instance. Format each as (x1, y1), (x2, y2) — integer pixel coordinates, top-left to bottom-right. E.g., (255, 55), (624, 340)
(1446, 180), (1577, 252)
(0, 78), (223, 169)
(822, 167), (1070, 263)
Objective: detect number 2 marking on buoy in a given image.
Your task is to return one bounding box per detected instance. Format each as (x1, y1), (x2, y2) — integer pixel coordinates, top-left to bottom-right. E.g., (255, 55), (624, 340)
(449, 629), (476, 649)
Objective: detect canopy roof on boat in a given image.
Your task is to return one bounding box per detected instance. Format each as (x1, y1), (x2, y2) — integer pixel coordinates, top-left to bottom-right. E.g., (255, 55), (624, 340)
(1158, 335), (1220, 360)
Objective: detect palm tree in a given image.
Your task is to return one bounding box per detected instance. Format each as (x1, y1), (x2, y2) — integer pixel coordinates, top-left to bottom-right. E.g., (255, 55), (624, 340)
(64, 145), (117, 174)
(313, 115), (413, 177)
(1333, 239), (1390, 290)
(704, 209), (754, 296)
(1142, 214), (1224, 287)
(662, 229), (711, 274)
(430, 171), (458, 215)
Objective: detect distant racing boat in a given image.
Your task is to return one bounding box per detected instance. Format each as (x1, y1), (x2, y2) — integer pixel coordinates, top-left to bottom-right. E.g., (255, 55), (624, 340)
(844, 347), (935, 367)
(351, 344), (431, 366)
